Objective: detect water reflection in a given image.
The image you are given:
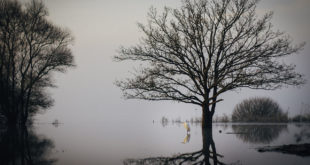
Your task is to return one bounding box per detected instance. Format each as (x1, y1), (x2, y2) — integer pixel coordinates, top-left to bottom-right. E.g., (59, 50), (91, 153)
(0, 126), (56, 165)
(294, 124), (310, 143)
(124, 128), (225, 165)
(231, 124), (287, 144)
(182, 133), (191, 144)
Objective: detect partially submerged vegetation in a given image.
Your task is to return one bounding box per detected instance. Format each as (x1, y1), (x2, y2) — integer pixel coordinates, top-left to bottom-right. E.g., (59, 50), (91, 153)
(213, 114), (230, 123)
(160, 114), (231, 126)
(257, 143), (310, 157)
(290, 114), (310, 123)
(159, 100), (310, 125)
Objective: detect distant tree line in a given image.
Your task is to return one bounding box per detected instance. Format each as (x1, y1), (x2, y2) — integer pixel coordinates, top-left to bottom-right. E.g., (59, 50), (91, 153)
(160, 97), (310, 124)
(290, 114), (310, 123)
(290, 103), (310, 122)
(0, 0), (74, 127)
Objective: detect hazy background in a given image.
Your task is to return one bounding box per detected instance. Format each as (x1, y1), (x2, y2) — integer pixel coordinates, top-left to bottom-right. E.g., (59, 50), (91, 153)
(32, 0), (310, 124)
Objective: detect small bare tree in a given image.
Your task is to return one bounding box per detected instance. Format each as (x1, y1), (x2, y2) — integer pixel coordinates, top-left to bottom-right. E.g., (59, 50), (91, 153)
(0, 0), (74, 126)
(115, 0), (305, 128)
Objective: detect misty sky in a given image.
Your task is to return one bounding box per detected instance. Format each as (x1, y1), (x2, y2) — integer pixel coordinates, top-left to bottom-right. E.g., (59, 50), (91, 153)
(33, 0), (310, 124)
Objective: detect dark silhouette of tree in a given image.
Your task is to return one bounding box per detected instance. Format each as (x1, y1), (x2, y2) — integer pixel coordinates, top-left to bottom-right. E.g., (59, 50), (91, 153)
(123, 128), (225, 165)
(0, 0), (74, 126)
(232, 97), (288, 122)
(232, 124), (287, 144)
(0, 126), (57, 165)
(114, 0), (305, 128)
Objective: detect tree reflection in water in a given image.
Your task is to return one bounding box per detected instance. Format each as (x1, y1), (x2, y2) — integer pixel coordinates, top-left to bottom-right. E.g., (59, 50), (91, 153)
(0, 126), (56, 165)
(124, 128), (225, 165)
(232, 124), (287, 144)
(294, 124), (310, 143)
(182, 133), (191, 144)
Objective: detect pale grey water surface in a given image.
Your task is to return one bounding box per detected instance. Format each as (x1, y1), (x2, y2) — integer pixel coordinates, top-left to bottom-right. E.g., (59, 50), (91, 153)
(25, 122), (310, 165)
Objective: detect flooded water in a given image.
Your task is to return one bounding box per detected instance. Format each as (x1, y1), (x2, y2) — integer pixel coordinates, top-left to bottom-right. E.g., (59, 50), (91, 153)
(1, 122), (310, 165)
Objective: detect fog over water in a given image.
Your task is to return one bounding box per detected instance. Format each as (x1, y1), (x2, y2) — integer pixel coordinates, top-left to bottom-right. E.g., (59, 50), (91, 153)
(30, 0), (310, 124)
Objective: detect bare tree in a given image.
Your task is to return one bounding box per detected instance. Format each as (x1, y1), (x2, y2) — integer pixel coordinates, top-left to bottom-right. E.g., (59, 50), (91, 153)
(0, 0), (74, 126)
(115, 0), (305, 128)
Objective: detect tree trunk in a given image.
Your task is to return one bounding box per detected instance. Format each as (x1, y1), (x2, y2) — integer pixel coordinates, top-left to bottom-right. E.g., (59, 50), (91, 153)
(202, 105), (213, 129)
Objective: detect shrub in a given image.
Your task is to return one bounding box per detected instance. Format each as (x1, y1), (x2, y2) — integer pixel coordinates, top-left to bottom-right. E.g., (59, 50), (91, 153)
(290, 114), (310, 122)
(232, 97), (288, 122)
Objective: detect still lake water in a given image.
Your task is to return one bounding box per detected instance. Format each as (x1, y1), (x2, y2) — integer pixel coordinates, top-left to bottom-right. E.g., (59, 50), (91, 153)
(1, 122), (310, 165)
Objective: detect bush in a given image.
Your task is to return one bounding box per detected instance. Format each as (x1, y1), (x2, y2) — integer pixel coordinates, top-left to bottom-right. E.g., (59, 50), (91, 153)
(232, 97), (288, 122)
(290, 114), (310, 122)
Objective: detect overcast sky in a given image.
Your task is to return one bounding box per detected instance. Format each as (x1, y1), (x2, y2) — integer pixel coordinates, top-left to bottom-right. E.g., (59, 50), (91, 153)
(32, 0), (310, 124)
